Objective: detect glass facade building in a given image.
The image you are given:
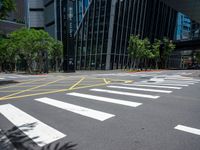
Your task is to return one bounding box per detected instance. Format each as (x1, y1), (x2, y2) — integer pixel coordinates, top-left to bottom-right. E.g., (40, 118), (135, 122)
(42, 0), (177, 71)
(176, 13), (191, 40)
(74, 0), (177, 70)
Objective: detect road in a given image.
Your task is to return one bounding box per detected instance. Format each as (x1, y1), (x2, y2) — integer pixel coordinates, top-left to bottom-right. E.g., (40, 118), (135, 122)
(0, 70), (200, 150)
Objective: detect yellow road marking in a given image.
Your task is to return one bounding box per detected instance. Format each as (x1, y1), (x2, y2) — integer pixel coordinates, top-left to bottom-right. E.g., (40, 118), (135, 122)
(0, 78), (46, 90)
(72, 83), (107, 90)
(68, 77), (85, 90)
(103, 78), (110, 84)
(0, 77), (66, 100)
(104, 78), (133, 83)
(0, 82), (107, 101)
(0, 76), (132, 101)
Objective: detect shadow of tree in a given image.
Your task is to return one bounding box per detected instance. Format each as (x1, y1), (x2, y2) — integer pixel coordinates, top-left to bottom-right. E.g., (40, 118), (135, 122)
(0, 123), (77, 150)
(0, 80), (19, 86)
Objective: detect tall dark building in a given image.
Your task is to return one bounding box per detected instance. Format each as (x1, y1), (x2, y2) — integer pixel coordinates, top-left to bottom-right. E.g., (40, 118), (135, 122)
(74, 0), (177, 70)
(7, 0), (176, 71)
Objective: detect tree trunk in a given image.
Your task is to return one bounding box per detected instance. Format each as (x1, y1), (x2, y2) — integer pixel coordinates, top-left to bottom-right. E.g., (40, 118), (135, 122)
(55, 57), (58, 72)
(136, 58), (140, 70)
(38, 55), (43, 73)
(133, 59), (136, 70)
(155, 60), (158, 69)
(0, 63), (2, 72)
(26, 58), (32, 74)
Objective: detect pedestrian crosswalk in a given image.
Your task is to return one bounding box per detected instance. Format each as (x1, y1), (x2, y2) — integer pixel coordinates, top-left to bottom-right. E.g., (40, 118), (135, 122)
(67, 92), (142, 107)
(35, 97), (115, 121)
(0, 75), (199, 147)
(107, 85), (172, 93)
(121, 84), (183, 89)
(90, 88), (160, 99)
(0, 104), (66, 147)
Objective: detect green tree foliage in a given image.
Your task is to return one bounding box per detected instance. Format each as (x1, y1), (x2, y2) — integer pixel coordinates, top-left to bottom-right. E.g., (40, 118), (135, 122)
(160, 37), (176, 68)
(128, 36), (153, 70)
(128, 36), (175, 70)
(196, 52), (200, 64)
(0, 0), (15, 19)
(0, 28), (63, 73)
(50, 40), (63, 72)
(128, 35), (144, 69)
(151, 39), (161, 69)
(0, 38), (19, 72)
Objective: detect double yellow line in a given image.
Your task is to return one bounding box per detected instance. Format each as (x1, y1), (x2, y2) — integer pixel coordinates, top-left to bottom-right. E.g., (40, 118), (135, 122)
(0, 76), (133, 101)
(0, 82), (107, 101)
(0, 77), (66, 101)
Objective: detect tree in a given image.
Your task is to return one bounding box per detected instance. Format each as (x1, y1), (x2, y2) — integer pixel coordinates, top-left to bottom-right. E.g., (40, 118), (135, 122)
(141, 38), (152, 70)
(0, 38), (7, 72)
(196, 52), (200, 64)
(50, 40), (63, 72)
(0, 37), (19, 72)
(151, 39), (161, 69)
(8, 28), (57, 73)
(9, 28), (36, 73)
(33, 30), (54, 73)
(0, 0), (15, 19)
(128, 35), (144, 69)
(160, 37), (176, 68)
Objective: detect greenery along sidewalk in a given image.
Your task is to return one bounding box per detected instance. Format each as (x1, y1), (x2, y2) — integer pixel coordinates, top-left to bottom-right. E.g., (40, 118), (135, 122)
(128, 35), (175, 70)
(0, 28), (63, 73)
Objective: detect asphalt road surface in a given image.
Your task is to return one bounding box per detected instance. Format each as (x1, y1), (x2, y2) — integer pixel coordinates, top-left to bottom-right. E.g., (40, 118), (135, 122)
(0, 70), (200, 150)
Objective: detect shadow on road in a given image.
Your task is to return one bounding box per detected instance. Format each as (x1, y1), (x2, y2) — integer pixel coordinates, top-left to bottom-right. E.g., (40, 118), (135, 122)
(0, 80), (19, 86)
(0, 123), (77, 150)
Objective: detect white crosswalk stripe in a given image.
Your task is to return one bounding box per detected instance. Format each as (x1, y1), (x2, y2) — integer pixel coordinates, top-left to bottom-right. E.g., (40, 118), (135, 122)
(151, 81), (196, 84)
(107, 85), (172, 93)
(67, 92), (142, 107)
(163, 80), (198, 84)
(35, 97), (115, 121)
(90, 89), (160, 99)
(0, 104), (66, 147)
(165, 77), (199, 81)
(7, 76), (18, 79)
(121, 84), (182, 89)
(0, 77), (5, 80)
(175, 125), (200, 136)
(140, 82), (189, 87)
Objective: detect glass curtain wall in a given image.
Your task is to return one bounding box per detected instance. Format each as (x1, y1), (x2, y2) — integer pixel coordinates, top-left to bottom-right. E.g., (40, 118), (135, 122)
(75, 0), (111, 70)
(75, 0), (177, 70)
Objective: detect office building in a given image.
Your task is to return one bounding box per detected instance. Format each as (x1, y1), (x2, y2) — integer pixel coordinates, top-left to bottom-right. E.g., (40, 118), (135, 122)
(26, 0), (44, 29)
(175, 13), (191, 40)
(74, 0), (177, 70)
(0, 0), (25, 35)
(0, 0), (179, 71)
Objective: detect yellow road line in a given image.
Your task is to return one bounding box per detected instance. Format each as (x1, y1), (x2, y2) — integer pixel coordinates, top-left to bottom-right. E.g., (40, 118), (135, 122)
(0, 76), (133, 101)
(0, 82), (107, 101)
(103, 78), (110, 84)
(104, 78), (133, 83)
(68, 77), (85, 90)
(0, 78), (46, 90)
(0, 77), (66, 100)
(72, 83), (106, 90)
